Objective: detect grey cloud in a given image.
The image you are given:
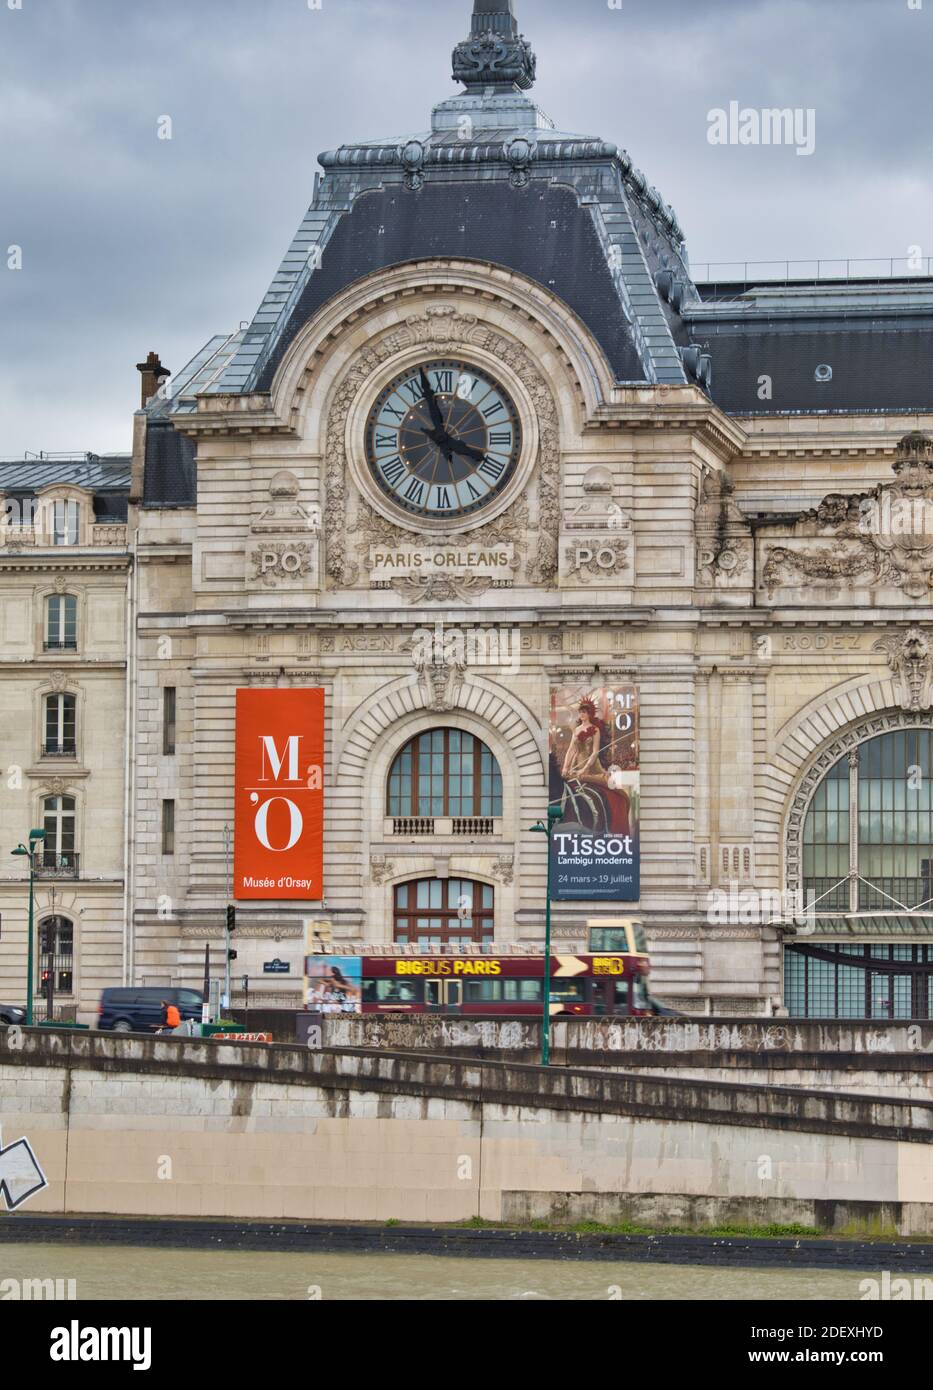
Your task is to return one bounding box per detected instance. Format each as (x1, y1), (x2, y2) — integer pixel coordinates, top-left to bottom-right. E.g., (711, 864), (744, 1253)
(0, 0), (929, 453)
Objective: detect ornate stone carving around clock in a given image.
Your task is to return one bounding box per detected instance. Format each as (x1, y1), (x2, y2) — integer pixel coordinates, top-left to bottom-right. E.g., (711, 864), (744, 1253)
(323, 305), (560, 587)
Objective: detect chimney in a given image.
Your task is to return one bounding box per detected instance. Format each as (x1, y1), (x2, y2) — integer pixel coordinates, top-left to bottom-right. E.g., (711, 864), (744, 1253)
(136, 351), (170, 407)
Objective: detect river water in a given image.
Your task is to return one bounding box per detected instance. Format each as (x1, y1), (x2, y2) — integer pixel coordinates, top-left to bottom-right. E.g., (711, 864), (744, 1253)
(0, 1242), (908, 1300)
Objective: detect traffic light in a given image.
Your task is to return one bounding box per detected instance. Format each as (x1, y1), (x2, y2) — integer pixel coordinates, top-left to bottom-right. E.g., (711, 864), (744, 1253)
(225, 903), (237, 962)
(41, 969), (53, 1015)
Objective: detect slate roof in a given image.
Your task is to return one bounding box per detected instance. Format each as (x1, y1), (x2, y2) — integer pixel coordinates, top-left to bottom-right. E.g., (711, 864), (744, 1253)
(0, 456), (131, 521)
(685, 279), (933, 415)
(149, 1), (699, 407)
(144, 0), (933, 474)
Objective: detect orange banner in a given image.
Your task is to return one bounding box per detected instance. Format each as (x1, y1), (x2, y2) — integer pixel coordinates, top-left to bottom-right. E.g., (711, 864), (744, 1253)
(234, 688), (324, 901)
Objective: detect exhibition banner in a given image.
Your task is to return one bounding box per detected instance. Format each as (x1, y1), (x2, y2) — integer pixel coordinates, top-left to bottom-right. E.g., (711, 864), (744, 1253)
(548, 683), (640, 901)
(233, 688), (324, 900)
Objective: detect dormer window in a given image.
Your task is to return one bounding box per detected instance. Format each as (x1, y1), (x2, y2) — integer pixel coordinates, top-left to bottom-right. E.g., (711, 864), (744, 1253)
(52, 499), (80, 546)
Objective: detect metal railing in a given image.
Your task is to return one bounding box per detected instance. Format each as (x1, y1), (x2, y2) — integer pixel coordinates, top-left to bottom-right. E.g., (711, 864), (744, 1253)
(43, 742), (77, 758)
(691, 256), (933, 285)
(35, 852), (80, 879)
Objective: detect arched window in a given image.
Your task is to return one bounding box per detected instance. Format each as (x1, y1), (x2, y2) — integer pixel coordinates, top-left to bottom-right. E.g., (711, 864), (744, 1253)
(802, 728), (933, 914)
(45, 594), (77, 651)
(790, 727), (933, 1019)
(41, 794), (77, 875)
(44, 692), (76, 757)
(387, 730), (502, 821)
(39, 915), (73, 994)
(393, 878), (494, 947)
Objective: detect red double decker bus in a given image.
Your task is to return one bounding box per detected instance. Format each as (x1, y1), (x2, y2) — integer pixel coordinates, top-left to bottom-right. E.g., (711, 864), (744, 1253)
(305, 922), (659, 1017)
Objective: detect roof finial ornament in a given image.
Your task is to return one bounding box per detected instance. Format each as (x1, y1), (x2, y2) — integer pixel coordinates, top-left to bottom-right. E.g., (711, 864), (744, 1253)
(452, 1), (536, 93)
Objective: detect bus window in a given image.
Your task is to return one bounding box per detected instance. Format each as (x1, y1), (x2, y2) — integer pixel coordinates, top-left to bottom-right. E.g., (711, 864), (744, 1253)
(363, 979), (423, 1004)
(614, 979), (630, 1013)
(503, 979), (542, 1002)
(464, 979), (502, 1002)
(632, 924), (648, 954)
(589, 927), (630, 952)
(548, 980), (585, 1003)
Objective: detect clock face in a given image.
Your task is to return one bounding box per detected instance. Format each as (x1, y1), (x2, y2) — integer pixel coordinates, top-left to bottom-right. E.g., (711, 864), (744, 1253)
(365, 359), (522, 519)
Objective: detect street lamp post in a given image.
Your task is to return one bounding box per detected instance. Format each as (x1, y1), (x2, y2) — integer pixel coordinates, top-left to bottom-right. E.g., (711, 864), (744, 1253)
(11, 829), (48, 1026)
(530, 804), (561, 1066)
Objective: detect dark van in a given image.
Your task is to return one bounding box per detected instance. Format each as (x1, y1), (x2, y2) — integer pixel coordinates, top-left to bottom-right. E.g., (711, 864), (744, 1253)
(98, 987), (204, 1033)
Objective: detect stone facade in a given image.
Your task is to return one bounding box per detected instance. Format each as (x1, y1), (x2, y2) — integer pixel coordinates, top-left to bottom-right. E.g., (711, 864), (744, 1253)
(4, 2), (933, 1024)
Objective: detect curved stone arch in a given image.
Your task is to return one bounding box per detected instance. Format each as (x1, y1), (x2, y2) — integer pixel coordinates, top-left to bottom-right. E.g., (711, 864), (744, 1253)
(765, 674), (899, 863)
(336, 671), (546, 800)
(270, 257), (615, 436)
(778, 703), (933, 896)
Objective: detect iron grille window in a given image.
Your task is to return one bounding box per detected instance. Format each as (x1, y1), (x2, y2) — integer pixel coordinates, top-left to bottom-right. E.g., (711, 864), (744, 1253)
(38, 915), (73, 994)
(387, 730), (502, 819)
(393, 877), (494, 947)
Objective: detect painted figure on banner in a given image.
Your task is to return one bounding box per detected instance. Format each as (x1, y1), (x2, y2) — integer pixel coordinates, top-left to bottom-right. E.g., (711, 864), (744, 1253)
(548, 685), (640, 902)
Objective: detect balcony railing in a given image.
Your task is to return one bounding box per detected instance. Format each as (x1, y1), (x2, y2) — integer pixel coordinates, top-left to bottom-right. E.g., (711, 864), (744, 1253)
(43, 742), (77, 758)
(391, 817), (435, 836)
(388, 816), (499, 838)
(35, 852), (79, 879)
(451, 817), (496, 837)
(44, 640), (77, 652)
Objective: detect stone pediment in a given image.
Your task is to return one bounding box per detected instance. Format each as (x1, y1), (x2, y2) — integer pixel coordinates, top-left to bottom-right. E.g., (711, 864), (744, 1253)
(761, 432), (933, 601)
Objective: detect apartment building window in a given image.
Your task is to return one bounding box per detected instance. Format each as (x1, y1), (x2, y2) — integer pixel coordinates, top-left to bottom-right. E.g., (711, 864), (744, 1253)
(163, 687), (176, 755)
(44, 693), (76, 757)
(45, 593), (77, 650)
(41, 795), (77, 874)
(52, 500), (80, 546)
(162, 799), (175, 855)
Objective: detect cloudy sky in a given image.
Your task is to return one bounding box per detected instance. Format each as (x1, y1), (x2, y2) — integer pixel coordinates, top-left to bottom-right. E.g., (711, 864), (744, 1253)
(1, 0), (930, 456)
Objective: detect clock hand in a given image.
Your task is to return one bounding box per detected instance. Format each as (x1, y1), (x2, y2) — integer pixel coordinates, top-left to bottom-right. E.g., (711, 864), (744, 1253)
(445, 437), (486, 464)
(419, 368), (446, 436)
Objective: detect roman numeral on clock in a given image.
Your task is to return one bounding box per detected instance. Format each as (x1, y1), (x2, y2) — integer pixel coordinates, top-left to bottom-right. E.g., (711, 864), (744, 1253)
(402, 380), (424, 404)
(382, 403), (404, 421)
(482, 401), (505, 419)
(375, 431), (397, 449)
(403, 478), (426, 505)
(478, 455), (504, 481)
(434, 487), (453, 509)
(489, 431), (512, 447)
(380, 457), (405, 486)
(431, 371), (453, 393)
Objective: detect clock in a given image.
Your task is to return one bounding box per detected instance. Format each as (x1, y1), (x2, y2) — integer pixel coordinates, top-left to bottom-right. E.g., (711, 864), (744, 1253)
(365, 359), (522, 519)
